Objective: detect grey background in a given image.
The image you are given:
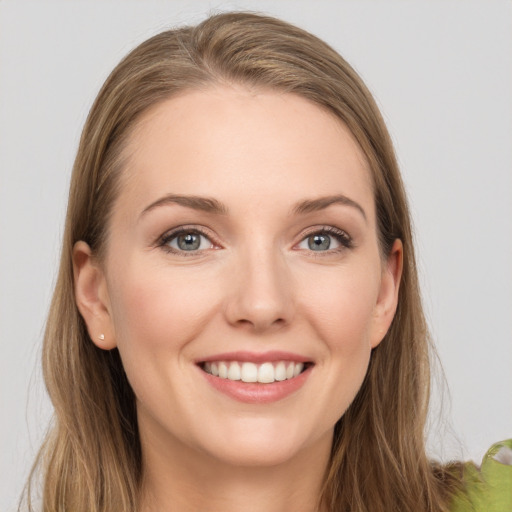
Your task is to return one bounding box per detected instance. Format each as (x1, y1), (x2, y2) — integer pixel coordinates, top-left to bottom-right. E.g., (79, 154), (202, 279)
(1, 1), (511, 510)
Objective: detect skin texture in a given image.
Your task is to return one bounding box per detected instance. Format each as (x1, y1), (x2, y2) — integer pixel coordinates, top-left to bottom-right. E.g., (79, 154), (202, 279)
(73, 86), (402, 512)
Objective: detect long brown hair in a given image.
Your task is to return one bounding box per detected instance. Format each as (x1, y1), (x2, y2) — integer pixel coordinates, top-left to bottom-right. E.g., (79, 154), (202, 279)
(23, 12), (458, 512)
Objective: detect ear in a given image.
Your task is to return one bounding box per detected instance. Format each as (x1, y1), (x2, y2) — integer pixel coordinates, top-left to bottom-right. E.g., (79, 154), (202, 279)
(370, 239), (403, 348)
(73, 241), (117, 350)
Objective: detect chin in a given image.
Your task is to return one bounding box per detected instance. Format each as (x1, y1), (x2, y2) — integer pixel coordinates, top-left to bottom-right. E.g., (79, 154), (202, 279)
(193, 417), (328, 469)
(207, 438), (305, 468)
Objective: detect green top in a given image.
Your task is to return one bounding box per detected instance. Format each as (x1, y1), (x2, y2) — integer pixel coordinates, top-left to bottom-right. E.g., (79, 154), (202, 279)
(450, 439), (512, 512)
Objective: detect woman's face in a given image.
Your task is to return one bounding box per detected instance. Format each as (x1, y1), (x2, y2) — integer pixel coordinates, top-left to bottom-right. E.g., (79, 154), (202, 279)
(75, 86), (401, 470)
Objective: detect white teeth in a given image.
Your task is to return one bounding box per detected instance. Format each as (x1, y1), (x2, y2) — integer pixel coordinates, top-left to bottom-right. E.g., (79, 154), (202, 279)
(258, 362), (274, 383)
(293, 362), (304, 377)
(286, 362), (294, 379)
(241, 362), (258, 382)
(218, 361), (228, 379)
(275, 361), (286, 381)
(227, 361), (241, 381)
(202, 360), (308, 383)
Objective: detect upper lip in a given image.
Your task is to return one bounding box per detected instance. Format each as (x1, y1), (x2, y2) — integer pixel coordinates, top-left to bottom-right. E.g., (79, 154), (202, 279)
(196, 350), (313, 364)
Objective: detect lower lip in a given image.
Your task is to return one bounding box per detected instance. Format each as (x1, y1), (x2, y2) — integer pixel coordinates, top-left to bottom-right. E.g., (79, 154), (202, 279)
(199, 365), (313, 404)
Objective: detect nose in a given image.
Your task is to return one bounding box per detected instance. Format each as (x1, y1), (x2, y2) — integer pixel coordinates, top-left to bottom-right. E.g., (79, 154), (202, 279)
(224, 244), (294, 333)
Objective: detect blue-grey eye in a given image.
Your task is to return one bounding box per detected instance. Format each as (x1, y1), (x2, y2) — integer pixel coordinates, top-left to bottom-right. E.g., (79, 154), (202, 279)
(308, 234), (331, 251)
(297, 231), (345, 252)
(177, 233), (201, 250)
(166, 231), (212, 252)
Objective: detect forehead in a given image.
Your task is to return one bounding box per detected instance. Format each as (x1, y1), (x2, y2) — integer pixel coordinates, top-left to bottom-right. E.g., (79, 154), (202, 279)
(117, 86), (374, 220)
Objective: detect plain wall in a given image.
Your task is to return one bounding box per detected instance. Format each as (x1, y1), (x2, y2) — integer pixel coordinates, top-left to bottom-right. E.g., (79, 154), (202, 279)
(1, 1), (511, 510)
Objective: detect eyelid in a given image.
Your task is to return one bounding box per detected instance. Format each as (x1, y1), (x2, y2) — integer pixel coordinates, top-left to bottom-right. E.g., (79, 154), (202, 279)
(157, 225), (222, 255)
(294, 225), (354, 252)
(155, 224), (353, 256)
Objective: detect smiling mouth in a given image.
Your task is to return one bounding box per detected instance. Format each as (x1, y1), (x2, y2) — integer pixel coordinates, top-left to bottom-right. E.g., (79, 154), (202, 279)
(199, 360), (312, 384)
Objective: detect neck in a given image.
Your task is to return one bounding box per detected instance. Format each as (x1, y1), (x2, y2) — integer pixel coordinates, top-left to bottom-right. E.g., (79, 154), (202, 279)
(138, 422), (332, 512)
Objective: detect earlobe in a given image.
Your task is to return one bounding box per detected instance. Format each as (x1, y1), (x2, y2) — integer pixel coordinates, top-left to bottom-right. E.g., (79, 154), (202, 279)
(370, 239), (403, 348)
(73, 241), (117, 350)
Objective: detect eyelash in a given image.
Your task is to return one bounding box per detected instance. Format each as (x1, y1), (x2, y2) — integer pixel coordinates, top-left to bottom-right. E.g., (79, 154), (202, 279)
(157, 225), (354, 256)
(299, 226), (354, 255)
(158, 226), (217, 256)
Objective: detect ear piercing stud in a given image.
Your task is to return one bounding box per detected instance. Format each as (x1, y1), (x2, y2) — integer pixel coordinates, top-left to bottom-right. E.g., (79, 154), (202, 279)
(99, 334), (105, 341)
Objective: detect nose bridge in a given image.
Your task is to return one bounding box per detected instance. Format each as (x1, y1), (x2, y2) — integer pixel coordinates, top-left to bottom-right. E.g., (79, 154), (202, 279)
(225, 235), (293, 331)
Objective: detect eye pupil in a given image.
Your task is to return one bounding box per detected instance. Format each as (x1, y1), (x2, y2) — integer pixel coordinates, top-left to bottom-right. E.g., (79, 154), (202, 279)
(308, 234), (330, 251)
(177, 233), (201, 251)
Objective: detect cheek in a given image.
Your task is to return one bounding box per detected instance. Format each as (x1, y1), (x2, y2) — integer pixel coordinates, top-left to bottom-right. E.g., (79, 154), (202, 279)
(297, 263), (380, 354)
(299, 277), (377, 422)
(107, 261), (221, 376)
(106, 262), (225, 421)
(295, 261), (380, 421)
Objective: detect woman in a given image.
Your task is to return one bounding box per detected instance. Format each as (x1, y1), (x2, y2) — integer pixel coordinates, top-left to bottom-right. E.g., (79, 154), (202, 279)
(22, 11), (510, 512)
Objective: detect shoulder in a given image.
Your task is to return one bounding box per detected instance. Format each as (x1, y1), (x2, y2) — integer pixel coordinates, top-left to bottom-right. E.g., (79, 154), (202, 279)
(450, 440), (512, 512)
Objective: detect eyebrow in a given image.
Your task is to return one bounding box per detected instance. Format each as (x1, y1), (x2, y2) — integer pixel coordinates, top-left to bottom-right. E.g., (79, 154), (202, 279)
(140, 193), (366, 221)
(292, 195), (367, 221)
(140, 194), (228, 217)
